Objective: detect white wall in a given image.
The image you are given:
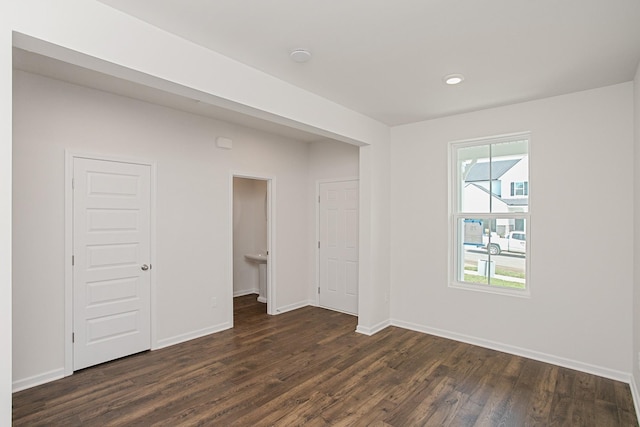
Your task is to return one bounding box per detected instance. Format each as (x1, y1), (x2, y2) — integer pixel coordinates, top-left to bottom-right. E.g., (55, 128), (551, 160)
(391, 83), (634, 379)
(233, 177), (267, 296)
(230, 129), (311, 312)
(309, 140), (360, 179)
(632, 62), (640, 405)
(12, 70), (313, 387)
(307, 140), (360, 303)
(0, 4), (12, 421)
(358, 140), (392, 333)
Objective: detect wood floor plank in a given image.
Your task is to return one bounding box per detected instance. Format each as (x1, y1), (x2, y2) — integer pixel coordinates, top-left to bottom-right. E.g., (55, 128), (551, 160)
(462, 366), (522, 425)
(528, 364), (559, 419)
(12, 295), (639, 426)
(613, 380), (638, 426)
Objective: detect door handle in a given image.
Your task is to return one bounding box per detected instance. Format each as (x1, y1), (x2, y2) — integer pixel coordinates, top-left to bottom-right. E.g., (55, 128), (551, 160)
(141, 264), (149, 271)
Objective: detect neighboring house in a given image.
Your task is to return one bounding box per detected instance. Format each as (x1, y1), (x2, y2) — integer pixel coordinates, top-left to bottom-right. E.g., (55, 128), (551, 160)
(463, 156), (528, 235)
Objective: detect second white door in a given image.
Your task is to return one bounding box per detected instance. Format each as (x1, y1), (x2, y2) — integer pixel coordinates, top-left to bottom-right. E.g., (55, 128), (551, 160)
(319, 180), (359, 315)
(73, 157), (152, 370)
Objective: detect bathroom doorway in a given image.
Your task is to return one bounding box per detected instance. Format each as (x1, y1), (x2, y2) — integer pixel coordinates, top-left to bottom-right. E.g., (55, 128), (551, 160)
(232, 174), (274, 316)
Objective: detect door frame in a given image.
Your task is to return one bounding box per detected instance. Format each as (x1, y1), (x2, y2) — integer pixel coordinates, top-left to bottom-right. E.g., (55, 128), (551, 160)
(315, 177), (359, 310)
(230, 172), (276, 316)
(64, 151), (157, 376)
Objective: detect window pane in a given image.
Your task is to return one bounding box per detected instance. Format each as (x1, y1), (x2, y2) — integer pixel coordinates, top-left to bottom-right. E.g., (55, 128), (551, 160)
(460, 218), (490, 284)
(459, 217), (526, 289)
(492, 140), (528, 213)
(458, 144), (491, 213)
(489, 220), (526, 289)
(458, 140), (528, 214)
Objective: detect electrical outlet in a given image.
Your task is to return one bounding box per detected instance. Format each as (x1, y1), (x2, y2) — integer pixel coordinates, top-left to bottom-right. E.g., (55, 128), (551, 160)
(211, 297), (217, 308)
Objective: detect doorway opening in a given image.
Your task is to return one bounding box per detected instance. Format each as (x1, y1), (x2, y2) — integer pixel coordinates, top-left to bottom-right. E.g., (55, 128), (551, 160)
(232, 174), (274, 318)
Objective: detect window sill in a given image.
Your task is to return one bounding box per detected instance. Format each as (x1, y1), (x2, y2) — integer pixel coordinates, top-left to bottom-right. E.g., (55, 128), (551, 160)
(449, 280), (531, 298)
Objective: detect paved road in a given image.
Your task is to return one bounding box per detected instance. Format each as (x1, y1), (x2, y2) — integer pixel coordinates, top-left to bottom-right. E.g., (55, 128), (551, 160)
(464, 248), (525, 271)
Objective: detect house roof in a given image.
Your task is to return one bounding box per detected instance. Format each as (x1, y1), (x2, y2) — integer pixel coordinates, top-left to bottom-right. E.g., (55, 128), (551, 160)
(500, 198), (529, 207)
(466, 183), (528, 207)
(464, 159), (520, 182)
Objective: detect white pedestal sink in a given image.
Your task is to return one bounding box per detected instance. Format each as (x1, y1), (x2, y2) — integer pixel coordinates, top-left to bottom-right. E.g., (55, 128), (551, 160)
(245, 253), (268, 303)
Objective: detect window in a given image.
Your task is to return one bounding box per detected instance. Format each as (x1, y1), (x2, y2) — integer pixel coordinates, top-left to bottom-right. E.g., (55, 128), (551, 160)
(450, 134), (530, 295)
(510, 181), (529, 196)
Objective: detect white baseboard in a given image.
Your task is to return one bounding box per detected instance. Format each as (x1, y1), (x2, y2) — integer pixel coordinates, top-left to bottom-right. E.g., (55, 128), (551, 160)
(155, 321), (232, 350)
(391, 319), (631, 383)
(273, 300), (312, 315)
(233, 288), (259, 297)
(356, 319), (391, 336)
(14, 322), (232, 392)
(13, 368), (65, 393)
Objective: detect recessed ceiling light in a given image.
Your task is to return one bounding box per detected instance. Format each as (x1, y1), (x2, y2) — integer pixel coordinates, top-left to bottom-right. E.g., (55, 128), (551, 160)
(290, 49), (312, 63)
(444, 74), (465, 85)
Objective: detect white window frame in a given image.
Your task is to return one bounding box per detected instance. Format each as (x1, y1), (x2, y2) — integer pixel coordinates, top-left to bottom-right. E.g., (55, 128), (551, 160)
(449, 133), (531, 297)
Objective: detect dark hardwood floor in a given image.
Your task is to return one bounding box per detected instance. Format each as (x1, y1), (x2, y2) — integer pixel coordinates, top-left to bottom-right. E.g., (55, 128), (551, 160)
(13, 295), (638, 426)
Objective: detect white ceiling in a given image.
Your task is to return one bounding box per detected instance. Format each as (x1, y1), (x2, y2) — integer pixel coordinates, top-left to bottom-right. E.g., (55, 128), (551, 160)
(96, 0), (640, 126)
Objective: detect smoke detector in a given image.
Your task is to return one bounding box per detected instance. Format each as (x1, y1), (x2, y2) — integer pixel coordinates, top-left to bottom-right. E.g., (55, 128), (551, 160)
(290, 49), (312, 63)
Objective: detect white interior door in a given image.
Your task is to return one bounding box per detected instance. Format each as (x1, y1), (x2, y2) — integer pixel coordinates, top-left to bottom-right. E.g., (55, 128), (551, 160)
(319, 180), (358, 314)
(73, 157), (151, 370)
